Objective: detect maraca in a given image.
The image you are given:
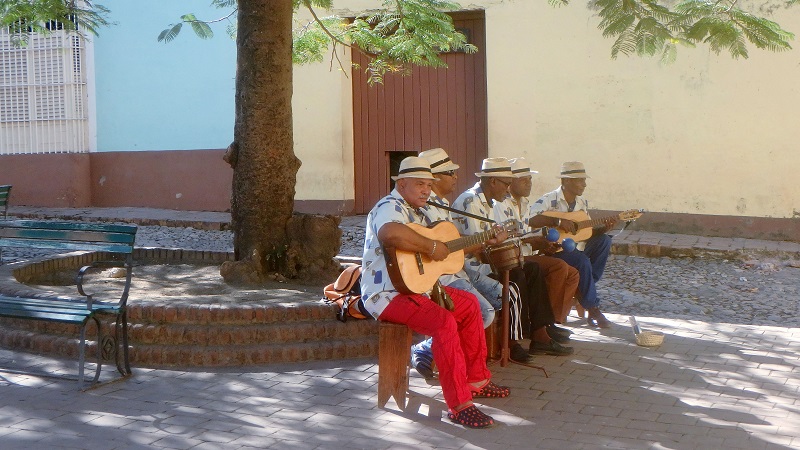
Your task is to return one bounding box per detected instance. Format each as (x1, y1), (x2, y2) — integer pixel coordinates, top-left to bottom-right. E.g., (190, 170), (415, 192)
(561, 237), (577, 252)
(545, 227), (560, 242)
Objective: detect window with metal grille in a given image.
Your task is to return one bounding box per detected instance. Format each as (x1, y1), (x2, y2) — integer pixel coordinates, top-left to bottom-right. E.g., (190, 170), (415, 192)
(0, 25), (89, 155)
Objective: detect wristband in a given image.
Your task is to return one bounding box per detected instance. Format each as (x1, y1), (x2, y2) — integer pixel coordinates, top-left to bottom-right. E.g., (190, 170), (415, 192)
(430, 241), (437, 257)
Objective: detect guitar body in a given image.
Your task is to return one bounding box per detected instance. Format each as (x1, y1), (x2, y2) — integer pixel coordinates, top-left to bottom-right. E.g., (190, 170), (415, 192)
(384, 222), (466, 294)
(540, 209), (644, 243)
(540, 211), (593, 243)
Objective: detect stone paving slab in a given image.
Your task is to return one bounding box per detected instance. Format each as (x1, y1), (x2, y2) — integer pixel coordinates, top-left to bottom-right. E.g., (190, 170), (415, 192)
(1, 313), (798, 450)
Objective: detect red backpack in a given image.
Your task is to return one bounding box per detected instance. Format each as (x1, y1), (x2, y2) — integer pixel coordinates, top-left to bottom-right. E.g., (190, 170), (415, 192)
(323, 265), (367, 321)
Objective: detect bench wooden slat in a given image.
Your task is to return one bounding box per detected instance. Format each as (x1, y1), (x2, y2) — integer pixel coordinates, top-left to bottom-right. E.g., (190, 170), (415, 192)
(0, 301), (92, 315)
(0, 228), (136, 245)
(0, 296), (88, 309)
(0, 238), (134, 254)
(0, 297), (121, 313)
(1, 220), (137, 234)
(0, 308), (91, 324)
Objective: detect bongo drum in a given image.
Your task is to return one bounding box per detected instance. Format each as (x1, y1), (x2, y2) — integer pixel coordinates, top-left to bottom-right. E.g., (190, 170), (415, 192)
(483, 241), (523, 274)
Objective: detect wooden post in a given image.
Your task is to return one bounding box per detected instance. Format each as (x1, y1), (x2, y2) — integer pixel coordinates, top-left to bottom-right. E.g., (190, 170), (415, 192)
(377, 322), (412, 410)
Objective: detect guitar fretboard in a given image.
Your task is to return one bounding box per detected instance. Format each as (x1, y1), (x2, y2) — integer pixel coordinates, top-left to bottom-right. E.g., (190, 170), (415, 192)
(574, 214), (623, 230)
(443, 228), (496, 252)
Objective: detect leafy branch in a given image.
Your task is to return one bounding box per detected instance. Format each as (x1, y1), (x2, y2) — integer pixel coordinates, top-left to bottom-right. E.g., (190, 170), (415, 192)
(1, 0), (112, 45)
(158, 0), (475, 85)
(557, 0), (795, 62)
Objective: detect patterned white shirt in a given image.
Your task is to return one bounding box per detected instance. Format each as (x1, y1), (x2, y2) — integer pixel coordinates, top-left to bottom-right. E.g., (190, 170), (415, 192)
(360, 189), (429, 319)
(451, 182), (496, 277)
(530, 186), (590, 215)
(423, 192), (469, 286)
(530, 186), (590, 251)
(494, 194), (536, 256)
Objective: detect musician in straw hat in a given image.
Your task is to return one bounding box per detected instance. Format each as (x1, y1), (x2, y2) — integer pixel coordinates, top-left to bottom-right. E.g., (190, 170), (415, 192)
(452, 157), (574, 359)
(494, 157), (580, 337)
(407, 148), (526, 378)
(528, 161), (617, 328)
(360, 156), (509, 429)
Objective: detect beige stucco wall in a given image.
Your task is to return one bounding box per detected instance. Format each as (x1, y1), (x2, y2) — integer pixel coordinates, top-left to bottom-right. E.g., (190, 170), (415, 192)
(291, 32), (354, 204)
(483, 1), (799, 219)
(296, 1), (799, 219)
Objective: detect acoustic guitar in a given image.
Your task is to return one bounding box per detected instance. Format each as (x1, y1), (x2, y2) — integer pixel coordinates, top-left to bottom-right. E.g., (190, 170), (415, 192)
(384, 220), (517, 294)
(540, 209), (644, 243)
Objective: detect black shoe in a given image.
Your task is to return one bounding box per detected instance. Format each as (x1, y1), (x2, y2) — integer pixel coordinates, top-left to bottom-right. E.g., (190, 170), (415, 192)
(547, 327), (571, 344)
(529, 339), (574, 356)
(547, 324), (573, 336)
(510, 342), (533, 362)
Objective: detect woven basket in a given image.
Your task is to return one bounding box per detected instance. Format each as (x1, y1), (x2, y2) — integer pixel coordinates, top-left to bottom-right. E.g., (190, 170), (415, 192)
(635, 331), (664, 347)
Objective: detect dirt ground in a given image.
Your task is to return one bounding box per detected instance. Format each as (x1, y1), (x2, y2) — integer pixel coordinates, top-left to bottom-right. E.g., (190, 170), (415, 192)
(27, 263), (327, 305)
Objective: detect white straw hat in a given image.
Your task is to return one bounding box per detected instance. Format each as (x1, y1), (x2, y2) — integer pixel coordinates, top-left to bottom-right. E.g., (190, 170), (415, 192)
(391, 156), (437, 181)
(474, 157), (514, 178)
(419, 148), (460, 173)
(509, 157), (538, 178)
(558, 161), (590, 179)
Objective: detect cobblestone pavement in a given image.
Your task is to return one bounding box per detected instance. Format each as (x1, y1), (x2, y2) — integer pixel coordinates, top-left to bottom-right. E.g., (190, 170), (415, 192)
(1, 207), (799, 449)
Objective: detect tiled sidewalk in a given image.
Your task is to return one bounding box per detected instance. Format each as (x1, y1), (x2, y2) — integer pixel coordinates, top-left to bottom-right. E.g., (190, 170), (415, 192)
(1, 313), (798, 450)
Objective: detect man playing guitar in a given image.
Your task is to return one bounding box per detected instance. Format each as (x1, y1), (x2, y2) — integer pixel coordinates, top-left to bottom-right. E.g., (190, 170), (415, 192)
(451, 158), (574, 358)
(494, 157), (579, 335)
(528, 161), (617, 328)
(360, 156), (509, 428)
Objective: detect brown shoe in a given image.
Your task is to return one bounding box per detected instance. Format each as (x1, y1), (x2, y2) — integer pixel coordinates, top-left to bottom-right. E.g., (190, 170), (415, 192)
(587, 307), (612, 328)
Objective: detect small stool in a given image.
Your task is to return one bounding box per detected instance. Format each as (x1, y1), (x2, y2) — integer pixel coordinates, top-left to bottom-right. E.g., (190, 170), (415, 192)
(377, 322), (412, 410)
(484, 315), (502, 360)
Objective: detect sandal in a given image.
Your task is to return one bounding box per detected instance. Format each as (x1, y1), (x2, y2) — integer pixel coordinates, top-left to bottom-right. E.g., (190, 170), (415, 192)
(587, 307), (612, 329)
(448, 405), (495, 429)
(472, 381), (510, 398)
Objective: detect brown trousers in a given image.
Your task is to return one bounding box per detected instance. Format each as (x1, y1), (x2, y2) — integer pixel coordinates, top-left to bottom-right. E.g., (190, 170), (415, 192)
(526, 254), (579, 324)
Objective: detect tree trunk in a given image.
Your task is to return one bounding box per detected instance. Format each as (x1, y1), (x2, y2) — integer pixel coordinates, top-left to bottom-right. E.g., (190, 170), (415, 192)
(224, 0), (341, 283)
(230, 0), (299, 276)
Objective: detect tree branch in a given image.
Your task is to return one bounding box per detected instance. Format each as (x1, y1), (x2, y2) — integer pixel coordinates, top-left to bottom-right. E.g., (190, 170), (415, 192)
(183, 9), (238, 25)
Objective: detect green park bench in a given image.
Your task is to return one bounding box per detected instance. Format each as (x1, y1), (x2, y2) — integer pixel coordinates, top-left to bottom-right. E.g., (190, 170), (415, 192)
(0, 220), (137, 388)
(0, 185), (10, 219)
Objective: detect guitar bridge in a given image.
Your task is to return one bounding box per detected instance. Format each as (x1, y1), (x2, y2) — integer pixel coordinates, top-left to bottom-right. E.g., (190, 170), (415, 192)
(415, 253), (424, 275)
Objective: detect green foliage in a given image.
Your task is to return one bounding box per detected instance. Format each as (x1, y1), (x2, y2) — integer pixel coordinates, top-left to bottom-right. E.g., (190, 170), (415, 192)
(297, 0), (476, 84)
(293, 16), (344, 65)
(1, 0), (111, 45)
(156, 0), (475, 84)
(556, 0), (796, 61)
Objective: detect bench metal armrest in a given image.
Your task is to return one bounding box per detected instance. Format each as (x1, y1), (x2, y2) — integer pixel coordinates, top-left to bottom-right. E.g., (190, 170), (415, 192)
(76, 256), (133, 309)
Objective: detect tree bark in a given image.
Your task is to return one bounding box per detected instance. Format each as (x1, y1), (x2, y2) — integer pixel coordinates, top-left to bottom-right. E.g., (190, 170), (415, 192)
(231, 0), (299, 276)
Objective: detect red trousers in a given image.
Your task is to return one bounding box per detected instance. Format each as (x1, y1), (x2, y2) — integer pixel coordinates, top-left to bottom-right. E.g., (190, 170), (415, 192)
(379, 286), (491, 410)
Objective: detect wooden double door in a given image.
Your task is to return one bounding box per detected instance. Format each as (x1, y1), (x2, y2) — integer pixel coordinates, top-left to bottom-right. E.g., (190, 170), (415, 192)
(351, 10), (488, 213)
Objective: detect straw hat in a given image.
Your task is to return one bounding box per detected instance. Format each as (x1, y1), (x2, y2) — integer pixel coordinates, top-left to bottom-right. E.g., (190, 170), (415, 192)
(418, 148), (460, 173)
(474, 157), (514, 178)
(509, 157), (538, 178)
(558, 161), (590, 179)
(391, 156), (437, 181)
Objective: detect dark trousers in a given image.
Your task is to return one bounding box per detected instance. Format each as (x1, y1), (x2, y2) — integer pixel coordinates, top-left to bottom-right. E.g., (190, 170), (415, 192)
(555, 234), (612, 309)
(508, 261), (555, 336)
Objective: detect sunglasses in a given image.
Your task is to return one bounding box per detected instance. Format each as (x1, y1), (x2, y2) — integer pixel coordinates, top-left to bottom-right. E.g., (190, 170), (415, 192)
(438, 170), (457, 177)
(494, 178), (512, 187)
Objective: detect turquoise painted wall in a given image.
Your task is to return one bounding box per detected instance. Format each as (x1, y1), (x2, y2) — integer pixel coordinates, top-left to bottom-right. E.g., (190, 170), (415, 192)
(93, 2), (236, 152)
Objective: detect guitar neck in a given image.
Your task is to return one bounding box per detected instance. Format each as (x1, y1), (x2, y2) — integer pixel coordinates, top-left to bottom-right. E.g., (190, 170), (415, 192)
(443, 228), (496, 252)
(575, 214), (619, 230)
